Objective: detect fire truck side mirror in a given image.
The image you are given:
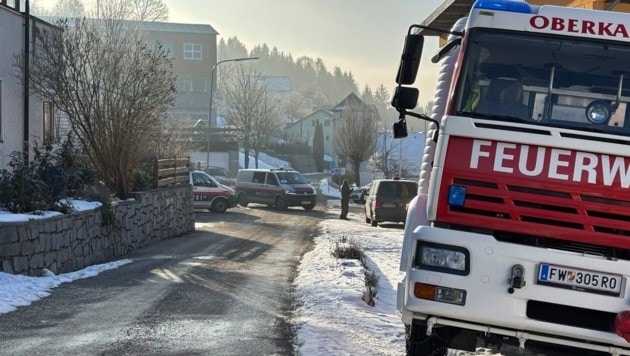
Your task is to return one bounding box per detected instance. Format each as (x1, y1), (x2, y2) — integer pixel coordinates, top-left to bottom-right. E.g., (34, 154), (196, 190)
(392, 86), (419, 110)
(393, 120), (408, 139)
(396, 34), (424, 85)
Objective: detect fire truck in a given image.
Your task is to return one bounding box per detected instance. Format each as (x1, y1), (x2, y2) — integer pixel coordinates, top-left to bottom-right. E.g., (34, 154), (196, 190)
(394, 0), (630, 355)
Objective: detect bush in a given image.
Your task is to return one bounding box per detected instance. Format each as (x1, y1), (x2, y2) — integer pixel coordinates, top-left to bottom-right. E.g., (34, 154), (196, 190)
(0, 134), (99, 213)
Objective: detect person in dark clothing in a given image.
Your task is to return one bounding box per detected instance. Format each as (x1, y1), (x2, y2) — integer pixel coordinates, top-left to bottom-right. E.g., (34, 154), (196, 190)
(340, 179), (350, 220)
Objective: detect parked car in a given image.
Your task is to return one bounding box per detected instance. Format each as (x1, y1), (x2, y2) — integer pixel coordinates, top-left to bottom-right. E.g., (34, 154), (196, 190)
(234, 167), (317, 210)
(350, 182), (371, 204)
(190, 170), (237, 213)
(364, 178), (418, 226)
(204, 166), (236, 187)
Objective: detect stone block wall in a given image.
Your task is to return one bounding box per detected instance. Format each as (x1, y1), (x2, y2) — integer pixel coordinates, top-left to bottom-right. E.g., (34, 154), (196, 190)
(0, 185), (194, 276)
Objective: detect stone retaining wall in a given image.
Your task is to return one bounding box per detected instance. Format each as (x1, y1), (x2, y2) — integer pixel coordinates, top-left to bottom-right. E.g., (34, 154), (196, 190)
(0, 185), (194, 276)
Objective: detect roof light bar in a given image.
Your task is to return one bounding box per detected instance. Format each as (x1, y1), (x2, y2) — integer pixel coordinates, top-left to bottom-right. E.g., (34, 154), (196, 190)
(473, 0), (532, 14)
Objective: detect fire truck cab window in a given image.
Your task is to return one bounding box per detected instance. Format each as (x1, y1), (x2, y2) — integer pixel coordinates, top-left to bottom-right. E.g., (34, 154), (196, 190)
(455, 29), (630, 137)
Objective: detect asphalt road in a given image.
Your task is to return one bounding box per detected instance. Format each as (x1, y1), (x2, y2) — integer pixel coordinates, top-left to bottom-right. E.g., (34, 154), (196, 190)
(0, 203), (325, 355)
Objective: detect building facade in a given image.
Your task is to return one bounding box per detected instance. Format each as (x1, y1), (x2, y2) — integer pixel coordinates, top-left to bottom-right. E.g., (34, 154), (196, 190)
(0, 2), (57, 170)
(140, 21), (218, 123)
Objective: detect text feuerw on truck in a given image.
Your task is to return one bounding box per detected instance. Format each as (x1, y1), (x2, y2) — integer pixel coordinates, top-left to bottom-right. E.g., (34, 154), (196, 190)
(393, 1), (630, 355)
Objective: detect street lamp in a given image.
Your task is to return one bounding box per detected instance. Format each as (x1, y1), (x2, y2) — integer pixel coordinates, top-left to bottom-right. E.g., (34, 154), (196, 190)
(206, 56), (259, 168)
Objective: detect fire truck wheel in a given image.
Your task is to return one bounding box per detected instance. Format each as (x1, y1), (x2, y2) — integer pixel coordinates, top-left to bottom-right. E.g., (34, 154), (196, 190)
(405, 323), (448, 356)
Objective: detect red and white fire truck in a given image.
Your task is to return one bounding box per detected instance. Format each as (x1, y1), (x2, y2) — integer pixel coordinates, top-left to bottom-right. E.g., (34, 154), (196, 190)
(394, 0), (630, 355)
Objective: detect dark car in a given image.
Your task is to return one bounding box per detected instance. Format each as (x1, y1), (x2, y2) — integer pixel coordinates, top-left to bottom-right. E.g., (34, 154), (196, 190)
(205, 166), (236, 187)
(364, 179), (418, 227)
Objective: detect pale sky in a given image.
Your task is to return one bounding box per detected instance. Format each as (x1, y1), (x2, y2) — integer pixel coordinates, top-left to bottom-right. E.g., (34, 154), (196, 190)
(163, 0), (444, 104)
(38, 0), (447, 106)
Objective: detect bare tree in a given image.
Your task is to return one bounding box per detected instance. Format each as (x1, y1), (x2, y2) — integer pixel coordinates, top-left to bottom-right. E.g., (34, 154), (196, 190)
(41, 0), (168, 21)
(334, 107), (378, 184)
(127, 0), (169, 22)
(220, 64), (280, 169)
(19, 17), (176, 198)
(369, 133), (414, 179)
(53, 0), (85, 18)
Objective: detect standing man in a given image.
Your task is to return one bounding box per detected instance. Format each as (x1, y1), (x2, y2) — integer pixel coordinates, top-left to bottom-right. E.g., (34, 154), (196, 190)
(340, 179), (350, 220)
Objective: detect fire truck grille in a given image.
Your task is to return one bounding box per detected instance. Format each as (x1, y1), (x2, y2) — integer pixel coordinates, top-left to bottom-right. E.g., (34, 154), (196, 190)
(445, 177), (630, 251)
(527, 300), (615, 333)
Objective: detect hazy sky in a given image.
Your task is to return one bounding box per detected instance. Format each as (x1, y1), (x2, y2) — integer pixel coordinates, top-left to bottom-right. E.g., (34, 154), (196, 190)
(39, 0), (447, 105)
(164, 0), (445, 104)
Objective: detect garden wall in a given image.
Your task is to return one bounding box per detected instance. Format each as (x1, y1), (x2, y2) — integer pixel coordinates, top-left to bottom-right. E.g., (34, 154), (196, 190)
(0, 185), (195, 276)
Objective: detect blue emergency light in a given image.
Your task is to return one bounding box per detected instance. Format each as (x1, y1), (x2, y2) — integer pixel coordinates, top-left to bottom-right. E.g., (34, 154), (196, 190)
(473, 0), (532, 13)
(448, 185), (467, 207)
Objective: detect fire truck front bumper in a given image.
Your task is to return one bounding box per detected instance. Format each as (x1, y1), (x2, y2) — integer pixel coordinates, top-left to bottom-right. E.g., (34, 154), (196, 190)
(399, 226), (630, 354)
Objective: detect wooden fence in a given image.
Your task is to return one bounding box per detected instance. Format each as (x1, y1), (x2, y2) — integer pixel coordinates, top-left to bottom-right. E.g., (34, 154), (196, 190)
(155, 157), (190, 188)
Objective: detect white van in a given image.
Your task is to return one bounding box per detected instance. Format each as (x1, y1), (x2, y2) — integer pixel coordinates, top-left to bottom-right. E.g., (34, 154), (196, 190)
(234, 168), (317, 210)
(190, 170), (236, 213)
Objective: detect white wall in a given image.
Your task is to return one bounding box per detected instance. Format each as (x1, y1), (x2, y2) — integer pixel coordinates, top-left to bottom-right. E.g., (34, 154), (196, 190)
(0, 7), (47, 170)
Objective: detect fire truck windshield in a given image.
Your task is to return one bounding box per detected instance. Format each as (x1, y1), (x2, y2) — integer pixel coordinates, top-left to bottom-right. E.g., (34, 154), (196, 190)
(454, 29), (630, 137)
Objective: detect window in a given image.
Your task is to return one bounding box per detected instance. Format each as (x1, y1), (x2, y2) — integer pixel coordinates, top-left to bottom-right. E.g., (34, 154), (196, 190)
(182, 79), (193, 93)
(43, 101), (55, 143)
(162, 42), (175, 59)
(183, 43), (202, 60)
(252, 172), (266, 183)
(324, 120), (330, 127)
(150, 41), (175, 59)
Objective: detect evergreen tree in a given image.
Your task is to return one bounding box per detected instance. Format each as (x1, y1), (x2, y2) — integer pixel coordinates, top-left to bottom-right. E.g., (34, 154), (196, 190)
(312, 121), (325, 172)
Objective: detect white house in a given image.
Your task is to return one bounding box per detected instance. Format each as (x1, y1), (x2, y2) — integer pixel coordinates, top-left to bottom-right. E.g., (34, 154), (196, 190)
(0, 2), (58, 170)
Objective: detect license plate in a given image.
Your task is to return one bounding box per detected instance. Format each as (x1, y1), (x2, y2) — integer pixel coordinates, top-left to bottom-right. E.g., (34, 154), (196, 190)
(537, 263), (623, 296)
(301, 201), (310, 204)
(381, 203), (396, 208)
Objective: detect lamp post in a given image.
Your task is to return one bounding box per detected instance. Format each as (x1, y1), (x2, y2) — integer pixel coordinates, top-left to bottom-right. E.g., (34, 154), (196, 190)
(206, 57), (259, 169)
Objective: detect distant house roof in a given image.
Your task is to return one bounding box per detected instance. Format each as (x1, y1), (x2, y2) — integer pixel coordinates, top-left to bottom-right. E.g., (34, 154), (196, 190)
(285, 109), (333, 130)
(40, 17), (218, 35)
(261, 76), (293, 92)
(135, 21), (218, 35)
(332, 92), (371, 112)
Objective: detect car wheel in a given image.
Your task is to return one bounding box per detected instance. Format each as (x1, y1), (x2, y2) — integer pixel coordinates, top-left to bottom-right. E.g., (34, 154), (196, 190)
(274, 197), (288, 210)
(211, 199), (228, 213)
(237, 193), (249, 207)
(303, 202), (316, 211)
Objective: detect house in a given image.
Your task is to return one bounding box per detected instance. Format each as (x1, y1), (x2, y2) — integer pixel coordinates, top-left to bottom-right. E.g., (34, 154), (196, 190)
(284, 92), (383, 171)
(0, 3), (59, 170)
(137, 21), (219, 123)
(285, 109), (334, 154)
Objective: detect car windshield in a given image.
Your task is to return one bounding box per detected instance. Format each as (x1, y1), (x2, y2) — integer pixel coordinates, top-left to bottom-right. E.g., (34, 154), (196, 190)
(379, 181), (417, 199)
(275, 171), (308, 184)
(453, 29), (630, 136)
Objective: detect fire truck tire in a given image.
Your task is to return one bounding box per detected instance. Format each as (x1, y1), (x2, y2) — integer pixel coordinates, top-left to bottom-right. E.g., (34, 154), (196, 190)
(211, 198), (228, 213)
(406, 323), (448, 356)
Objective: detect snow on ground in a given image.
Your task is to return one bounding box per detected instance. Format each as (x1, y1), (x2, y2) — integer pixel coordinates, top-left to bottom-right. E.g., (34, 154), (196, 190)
(0, 180), (411, 355)
(0, 153), (420, 355)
